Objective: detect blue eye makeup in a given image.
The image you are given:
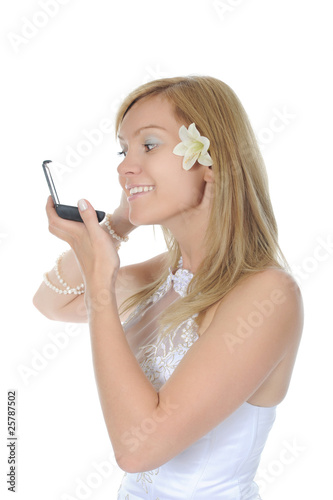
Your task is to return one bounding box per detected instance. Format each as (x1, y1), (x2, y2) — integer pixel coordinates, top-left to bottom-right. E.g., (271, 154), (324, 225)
(143, 136), (163, 152)
(116, 136), (163, 157)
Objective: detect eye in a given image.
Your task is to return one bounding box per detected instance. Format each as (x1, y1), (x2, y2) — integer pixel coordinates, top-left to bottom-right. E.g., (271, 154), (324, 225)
(144, 143), (157, 152)
(117, 150), (127, 157)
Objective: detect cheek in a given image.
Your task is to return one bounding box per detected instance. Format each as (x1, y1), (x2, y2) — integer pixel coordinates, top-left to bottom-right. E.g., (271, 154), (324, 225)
(166, 180), (204, 211)
(158, 160), (204, 207)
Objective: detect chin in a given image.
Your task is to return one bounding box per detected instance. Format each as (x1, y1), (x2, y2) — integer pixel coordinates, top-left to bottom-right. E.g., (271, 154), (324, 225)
(128, 212), (157, 227)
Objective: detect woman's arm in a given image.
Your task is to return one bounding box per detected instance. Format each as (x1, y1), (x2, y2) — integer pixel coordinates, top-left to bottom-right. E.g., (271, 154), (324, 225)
(86, 266), (303, 474)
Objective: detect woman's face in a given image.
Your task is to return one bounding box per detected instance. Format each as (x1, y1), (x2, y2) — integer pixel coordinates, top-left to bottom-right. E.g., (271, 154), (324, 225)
(117, 94), (210, 227)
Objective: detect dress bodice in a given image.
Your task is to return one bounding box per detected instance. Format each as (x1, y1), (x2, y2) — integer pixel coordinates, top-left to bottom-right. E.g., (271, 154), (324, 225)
(118, 257), (277, 499)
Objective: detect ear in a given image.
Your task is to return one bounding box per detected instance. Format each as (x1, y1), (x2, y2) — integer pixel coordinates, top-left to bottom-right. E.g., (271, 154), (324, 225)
(203, 165), (214, 183)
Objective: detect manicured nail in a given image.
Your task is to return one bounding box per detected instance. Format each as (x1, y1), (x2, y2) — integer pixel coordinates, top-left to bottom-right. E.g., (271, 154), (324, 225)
(78, 199), (88, 211)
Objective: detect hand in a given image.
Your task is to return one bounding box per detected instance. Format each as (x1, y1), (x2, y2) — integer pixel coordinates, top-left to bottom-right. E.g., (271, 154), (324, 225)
(46, 196), (120, 292)
(177, 178), (215, 228)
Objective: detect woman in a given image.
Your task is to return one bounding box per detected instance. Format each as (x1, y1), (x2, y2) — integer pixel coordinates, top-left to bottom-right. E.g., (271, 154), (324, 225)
(33, 75), (304, 499)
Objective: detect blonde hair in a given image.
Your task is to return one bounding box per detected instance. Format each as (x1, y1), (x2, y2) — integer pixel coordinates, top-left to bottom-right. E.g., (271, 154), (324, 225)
(115, 75), (291, 338)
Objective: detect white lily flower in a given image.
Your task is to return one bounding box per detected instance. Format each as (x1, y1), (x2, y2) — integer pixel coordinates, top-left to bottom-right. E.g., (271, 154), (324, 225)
(173, 123), (213, 170)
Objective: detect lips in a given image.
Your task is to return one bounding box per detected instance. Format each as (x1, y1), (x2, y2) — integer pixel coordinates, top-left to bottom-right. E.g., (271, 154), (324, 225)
(127, 187), (155, 202)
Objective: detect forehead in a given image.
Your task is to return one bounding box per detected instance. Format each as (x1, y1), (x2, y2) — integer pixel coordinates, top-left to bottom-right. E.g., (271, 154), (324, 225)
(118, 95), (180, 137)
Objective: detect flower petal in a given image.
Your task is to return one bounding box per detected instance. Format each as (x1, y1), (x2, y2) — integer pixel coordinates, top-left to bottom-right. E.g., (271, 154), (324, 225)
(198, 136), (210, 155)
(174, 123), (213, 170)
(178, 125), (190, 144)
(188, 123), (201, 141)
(198, 151), (213, 166)
(173, 143), (188, 156)
(183, 153), (199, 170)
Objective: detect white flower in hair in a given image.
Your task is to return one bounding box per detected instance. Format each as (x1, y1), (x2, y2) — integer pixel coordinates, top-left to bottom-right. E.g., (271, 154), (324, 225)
(173, 123), (213, 170)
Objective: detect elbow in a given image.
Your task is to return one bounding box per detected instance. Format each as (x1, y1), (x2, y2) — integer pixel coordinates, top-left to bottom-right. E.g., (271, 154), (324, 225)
(115, 445), (161, 474)
(115, 444), (144, 473)
(116, 454), (147, 474)
(32, 294), (57, 321)
(115, 455), (136, 474)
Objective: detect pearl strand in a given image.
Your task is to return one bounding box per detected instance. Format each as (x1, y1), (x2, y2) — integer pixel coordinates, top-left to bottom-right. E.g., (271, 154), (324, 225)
(44, 251), (85, 294)
(43, 214), (129, 294)
(104, 213), (129, 247)
(54, 251), (84, 290)
(43, 272), (85, 295)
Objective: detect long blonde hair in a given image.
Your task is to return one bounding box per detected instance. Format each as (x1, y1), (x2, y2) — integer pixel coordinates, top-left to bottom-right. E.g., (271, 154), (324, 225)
(115, 75), (290, 337)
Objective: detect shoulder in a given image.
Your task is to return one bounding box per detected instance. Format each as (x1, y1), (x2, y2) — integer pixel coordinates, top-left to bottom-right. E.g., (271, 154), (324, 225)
(213, 266), (304, 346)
(226, 266), (301, 307)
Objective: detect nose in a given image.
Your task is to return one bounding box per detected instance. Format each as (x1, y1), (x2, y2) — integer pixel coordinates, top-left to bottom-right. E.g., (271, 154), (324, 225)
(117, 152), (142, 177)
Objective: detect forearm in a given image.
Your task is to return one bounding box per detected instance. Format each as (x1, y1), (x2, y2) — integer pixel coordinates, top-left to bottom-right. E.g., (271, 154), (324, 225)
(32, 248), (84, 318)
(86, 287), (159, 467)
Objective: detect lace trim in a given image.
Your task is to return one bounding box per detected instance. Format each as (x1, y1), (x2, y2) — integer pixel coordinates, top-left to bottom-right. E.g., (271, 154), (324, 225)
(169, 256), (194, 298)
(139, 314), (199, 390)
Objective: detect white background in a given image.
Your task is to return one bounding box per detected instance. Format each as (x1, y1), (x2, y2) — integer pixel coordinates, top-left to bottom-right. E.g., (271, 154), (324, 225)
(1, 0), (332, 498)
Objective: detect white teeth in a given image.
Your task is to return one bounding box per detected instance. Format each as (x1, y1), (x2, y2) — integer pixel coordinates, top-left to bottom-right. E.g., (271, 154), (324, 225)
(129, 186), (154, 195)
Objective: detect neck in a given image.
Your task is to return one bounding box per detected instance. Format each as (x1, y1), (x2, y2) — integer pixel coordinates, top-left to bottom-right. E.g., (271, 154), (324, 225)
(163, 210), (209, 275)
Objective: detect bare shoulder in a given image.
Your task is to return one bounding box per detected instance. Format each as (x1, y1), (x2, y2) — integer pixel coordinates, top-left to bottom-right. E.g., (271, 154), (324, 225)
(215, 266), (304, 344)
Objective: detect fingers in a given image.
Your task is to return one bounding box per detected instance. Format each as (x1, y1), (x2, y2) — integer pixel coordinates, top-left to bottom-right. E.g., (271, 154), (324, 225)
(45, 195), (85, 245)
(45, 195), (105, 248)
(46, 195), (78, 231)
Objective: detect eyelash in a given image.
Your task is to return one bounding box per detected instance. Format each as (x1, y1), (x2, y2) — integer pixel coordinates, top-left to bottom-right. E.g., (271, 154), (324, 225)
(117, 143), (157, 157)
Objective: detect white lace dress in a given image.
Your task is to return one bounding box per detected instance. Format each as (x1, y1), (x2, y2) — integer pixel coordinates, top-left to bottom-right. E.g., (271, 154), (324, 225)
(117, 257), (276, 500)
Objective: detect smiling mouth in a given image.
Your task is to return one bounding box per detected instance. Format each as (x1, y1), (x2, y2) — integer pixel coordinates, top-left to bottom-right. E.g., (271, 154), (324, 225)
(129, 186), (155, 195)
(127, 187), (155, 201)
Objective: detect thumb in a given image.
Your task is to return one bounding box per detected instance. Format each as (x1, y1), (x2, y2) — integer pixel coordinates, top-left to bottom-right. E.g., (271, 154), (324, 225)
(77, 199), (100, 235)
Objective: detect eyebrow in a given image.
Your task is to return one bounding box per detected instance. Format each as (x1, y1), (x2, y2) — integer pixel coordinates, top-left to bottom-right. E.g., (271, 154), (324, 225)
(118, 125), (167, 141)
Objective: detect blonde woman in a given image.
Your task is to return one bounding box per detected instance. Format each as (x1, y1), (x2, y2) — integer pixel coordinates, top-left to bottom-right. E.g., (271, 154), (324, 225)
(33, 76), (304, 499)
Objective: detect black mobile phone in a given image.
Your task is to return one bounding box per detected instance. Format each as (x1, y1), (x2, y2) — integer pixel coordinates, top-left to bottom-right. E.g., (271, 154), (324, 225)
(42, 160), (106, 223)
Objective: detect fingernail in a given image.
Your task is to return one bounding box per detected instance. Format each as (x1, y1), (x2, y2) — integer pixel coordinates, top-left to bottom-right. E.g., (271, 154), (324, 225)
(78, 199), (88, 211)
